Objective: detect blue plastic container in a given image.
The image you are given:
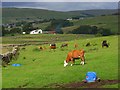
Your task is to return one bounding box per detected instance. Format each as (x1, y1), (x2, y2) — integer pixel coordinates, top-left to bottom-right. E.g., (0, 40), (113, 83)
(86, 72), (97, 82)
(12, 64), (21, 67)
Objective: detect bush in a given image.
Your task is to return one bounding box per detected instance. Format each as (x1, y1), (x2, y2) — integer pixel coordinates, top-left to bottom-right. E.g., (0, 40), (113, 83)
(95, 33), (102, 37)
(98, 28), (112, 36)
(71, 25), (97, 34)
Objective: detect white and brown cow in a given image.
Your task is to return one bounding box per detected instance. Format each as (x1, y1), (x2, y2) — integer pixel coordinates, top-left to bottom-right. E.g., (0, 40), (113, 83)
(64, 49), (85, 67)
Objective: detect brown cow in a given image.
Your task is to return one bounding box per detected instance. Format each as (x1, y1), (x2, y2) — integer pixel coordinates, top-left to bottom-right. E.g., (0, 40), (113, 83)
(64, 49), (85, 67)
(50, 43), (56, 51)
(60, 43), (68, 48)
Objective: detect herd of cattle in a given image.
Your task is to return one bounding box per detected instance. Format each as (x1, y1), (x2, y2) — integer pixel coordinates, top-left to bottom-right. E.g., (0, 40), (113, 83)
(0, 40), (109, 67)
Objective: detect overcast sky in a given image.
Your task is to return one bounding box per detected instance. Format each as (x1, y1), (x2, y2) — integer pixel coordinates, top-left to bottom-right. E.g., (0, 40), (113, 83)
(2, 0), (120, 2)
(2, 1), (119, 11)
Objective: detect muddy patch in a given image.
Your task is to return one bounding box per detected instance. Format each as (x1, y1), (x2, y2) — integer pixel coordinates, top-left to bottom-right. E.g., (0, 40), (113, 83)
(44, 80), (120, 88)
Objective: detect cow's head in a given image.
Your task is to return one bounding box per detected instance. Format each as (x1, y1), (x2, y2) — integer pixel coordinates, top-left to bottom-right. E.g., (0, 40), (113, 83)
(64, 60), (68, 67)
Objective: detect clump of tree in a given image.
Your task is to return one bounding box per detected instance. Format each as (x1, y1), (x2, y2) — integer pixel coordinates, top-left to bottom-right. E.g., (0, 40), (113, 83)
(22, 22), (34, 34)
(45, 19), (73, 34)
(2, 26), (10, 36)
(9, 28), (22, 34)
(70, 25), (112, 36)
(2, 26), (22, 36)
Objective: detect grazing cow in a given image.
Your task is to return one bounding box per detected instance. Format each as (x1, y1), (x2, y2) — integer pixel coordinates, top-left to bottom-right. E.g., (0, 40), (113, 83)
(50, 43), (56, 51)
(39, 46), (43, 50)
(102, 40), (109, 48)
(64, 49), (85, 67)
(60, 43), (68, 48)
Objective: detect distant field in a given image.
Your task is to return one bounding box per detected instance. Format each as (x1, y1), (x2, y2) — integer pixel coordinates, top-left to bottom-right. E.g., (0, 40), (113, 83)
(33, 22), (51, 30)
(2, 35), (118, 88)
(1, 34), (95, 54)
(62, 15), (118, 34)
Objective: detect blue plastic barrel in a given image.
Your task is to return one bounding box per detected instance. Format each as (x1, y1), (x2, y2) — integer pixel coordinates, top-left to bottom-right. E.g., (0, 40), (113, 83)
(86, 72), (97, 82)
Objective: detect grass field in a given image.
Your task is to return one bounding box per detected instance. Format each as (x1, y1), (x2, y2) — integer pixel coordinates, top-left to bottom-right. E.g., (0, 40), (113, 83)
(2, 35), (118, 88)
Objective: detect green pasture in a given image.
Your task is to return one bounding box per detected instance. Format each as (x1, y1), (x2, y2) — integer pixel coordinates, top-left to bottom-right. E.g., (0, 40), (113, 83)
(33, 22), (51, 30)
(2, 35), (118, 88)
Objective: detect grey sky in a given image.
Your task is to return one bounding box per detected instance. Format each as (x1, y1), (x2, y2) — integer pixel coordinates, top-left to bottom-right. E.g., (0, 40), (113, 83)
(2, 0), (119, 2)
(2, 2), (118, 11)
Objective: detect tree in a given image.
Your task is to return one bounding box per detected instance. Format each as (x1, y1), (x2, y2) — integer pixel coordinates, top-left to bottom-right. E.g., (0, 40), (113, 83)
(22, 22), (34, 34)
(10, 28), (22, 34)
(2, 26), (10, 36)
(71, 25), (93, 34)
(98, 28), (112, 36)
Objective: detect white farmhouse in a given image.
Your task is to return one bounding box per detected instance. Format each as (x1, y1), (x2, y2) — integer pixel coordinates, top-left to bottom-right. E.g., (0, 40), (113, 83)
(30, 29), (42, 34)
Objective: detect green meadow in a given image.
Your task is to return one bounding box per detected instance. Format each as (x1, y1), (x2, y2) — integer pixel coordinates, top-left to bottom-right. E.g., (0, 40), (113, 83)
(2, 35), (118, 88)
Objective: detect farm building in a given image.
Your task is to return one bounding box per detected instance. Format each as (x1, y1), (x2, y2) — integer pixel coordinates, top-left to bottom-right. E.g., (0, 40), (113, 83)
(30, 29), (42, 34)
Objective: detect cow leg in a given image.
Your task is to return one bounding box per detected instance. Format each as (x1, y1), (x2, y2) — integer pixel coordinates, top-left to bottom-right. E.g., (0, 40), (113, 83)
(71, 58), (75, 66)
(80, 56), (85, 65)
(64, 60), (68, 67)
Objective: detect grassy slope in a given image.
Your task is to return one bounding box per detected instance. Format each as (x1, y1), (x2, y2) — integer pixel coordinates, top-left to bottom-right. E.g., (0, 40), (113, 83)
(2, 8), (75, 24)
(33, 22), (51, 30)
(2, 8), (117, 24)
(2, 35), (118, 88)
(62, 15), (118, 34)
(69, 9), (117, 16)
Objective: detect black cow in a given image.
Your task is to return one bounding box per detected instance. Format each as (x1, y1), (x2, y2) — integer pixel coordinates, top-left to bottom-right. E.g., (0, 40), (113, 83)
(86, 42), (91, 47)
(102, 40), (109, 48)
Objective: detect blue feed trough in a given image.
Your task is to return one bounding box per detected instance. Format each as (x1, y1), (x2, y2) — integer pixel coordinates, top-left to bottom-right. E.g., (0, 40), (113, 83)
(12, 64), (21, 67)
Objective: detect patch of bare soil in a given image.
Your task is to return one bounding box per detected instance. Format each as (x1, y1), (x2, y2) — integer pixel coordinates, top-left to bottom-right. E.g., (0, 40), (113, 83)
(44, 80), (120, 88)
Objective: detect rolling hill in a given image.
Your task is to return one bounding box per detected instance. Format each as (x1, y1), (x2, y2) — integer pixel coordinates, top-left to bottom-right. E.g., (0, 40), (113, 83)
(2, 8), (118, 24)
(62, 15), (118, 34)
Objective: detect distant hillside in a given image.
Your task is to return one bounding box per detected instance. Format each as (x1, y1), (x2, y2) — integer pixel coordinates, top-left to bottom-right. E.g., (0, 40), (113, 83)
(69, 9), (118, 16)
(62, 15), (118, 34)
(2, 8), (76, 24)
(2, 8), (118, 24)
